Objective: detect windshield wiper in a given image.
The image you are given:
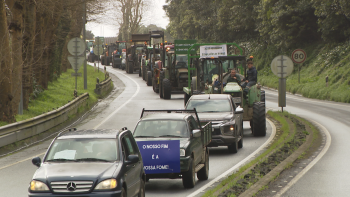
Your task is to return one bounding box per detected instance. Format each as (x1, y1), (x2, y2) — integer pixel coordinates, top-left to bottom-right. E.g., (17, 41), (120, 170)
(158, 135), (182, 138)
(75, 158), (111, 162)
(134, 135), (154, 138)
(46, 159), (75, 162)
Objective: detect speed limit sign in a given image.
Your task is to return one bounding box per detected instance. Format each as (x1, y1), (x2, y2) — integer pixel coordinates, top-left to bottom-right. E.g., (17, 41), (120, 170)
(291, 49), (307, 64)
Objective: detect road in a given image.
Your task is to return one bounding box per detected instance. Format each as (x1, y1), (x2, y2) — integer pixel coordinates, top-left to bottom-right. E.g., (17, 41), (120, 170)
(0, 65), (273, 197)
(265, 89), (350, 196)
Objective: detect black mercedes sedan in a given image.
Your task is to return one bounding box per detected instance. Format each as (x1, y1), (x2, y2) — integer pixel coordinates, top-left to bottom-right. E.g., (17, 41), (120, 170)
(28, 128), (145, 197)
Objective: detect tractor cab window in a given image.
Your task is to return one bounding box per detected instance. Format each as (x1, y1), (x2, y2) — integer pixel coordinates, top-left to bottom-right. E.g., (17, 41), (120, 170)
(175, 55), (188, 69)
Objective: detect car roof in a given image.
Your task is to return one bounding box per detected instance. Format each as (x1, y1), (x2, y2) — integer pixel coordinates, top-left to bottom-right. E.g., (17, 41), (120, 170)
(57, 129), (123, 139)
(190, 94), (231, 100)
(140, 113), (189, 121)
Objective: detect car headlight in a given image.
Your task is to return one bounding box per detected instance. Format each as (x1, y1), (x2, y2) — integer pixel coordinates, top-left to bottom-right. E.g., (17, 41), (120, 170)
(30, 180), (49, 191)
(95, 179), (117, 190)
(180, 149), (186, 156)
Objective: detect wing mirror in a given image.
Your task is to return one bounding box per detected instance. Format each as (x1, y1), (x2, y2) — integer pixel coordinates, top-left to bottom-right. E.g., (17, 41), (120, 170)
(32, 157), (41, 167)
(125, 155), (139, 165)
(235, 106), (243, 114)
(192, 129), (201, 138)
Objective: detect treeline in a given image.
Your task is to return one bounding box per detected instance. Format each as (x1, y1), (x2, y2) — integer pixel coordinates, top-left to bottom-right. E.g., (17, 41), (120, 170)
(164, 0), (350, 48)
(0, 0), (106, 123)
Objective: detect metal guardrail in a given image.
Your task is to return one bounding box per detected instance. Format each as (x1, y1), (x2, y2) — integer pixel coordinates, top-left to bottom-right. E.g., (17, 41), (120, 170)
(95, 77), (112, 95)
(0, 93), (89, 148)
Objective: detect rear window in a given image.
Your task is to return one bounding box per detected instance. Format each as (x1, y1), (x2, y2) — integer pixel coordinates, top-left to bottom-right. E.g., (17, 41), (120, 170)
(186, 99), (232, 113)
(133, 120), (189, 138)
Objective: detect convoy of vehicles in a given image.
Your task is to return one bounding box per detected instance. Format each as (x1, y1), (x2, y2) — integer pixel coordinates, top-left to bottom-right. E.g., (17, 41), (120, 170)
(31, 41), (267, 194)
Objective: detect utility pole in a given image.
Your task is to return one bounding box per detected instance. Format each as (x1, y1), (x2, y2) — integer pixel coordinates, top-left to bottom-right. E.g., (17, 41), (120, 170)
(83, 0), (87, 89)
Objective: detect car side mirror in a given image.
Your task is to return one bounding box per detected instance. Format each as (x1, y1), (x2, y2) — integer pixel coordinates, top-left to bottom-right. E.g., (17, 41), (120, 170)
(125, 155), (139, 165)
(192, 129), (201, 138)
(235, 107), (243, 114)
(32, 157), (41, 167)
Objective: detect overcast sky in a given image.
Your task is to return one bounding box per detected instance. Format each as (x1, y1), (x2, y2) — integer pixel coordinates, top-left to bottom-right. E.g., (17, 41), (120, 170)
(87, 0), (169, 37)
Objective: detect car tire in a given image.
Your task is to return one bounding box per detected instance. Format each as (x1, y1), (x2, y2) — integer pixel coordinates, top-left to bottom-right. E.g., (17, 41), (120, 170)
(252, 102), (266, 136)
(228, 141), (238, 154)
(163, 78), (171, 99)
(147, 71), (152, 86)
(182, 157), (195, 188)
(238, 128), (243, 149)
(138, 179), (145, 197)
(197, 149), (209, 180)
(121, 187), (126, 197)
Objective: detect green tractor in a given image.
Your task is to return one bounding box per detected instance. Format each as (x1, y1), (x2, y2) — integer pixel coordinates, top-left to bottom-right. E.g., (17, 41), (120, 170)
(158, 45), (189, 99)
(183, 43), (266, 136)
(126, 34), (150, 74)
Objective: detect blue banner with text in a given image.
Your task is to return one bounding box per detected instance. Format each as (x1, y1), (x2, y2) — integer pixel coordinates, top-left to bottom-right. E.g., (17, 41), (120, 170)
(137, 140), (180, 174)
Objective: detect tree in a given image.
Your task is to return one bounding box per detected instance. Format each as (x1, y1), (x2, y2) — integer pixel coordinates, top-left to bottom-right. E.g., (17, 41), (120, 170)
(0, 0), (15, 122)
(86, 30), (95, 40)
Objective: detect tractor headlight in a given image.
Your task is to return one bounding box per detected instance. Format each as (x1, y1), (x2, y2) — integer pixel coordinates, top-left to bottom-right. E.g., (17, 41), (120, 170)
(30, 180), (49, 191)
(180, 149), (186, 156)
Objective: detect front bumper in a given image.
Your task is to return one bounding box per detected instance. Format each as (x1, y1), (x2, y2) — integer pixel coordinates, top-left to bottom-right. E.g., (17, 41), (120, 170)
(208, 135), (236, 147)
(29, 190), (122, 197)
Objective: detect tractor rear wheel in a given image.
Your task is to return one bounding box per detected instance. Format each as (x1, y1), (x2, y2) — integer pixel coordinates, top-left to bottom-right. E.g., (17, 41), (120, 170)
(146, 71), (152, 86)
(139, 68), (142, 77)
(163, 78), (171, 100)
(252, 102), (266, 137)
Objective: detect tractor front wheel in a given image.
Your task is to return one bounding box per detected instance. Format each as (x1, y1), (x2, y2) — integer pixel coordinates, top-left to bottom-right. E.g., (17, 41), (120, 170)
(162, 78), (171, 99)
(159, 72), (164, 98)
(252, 102), (266, 136)
(146, 71), (152, 86)
(184, 93), (190, 106)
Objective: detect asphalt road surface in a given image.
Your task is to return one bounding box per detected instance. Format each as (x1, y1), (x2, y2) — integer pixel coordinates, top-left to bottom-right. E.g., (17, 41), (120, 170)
(265, 89), (350, 196)
(0, 65), (273, 197)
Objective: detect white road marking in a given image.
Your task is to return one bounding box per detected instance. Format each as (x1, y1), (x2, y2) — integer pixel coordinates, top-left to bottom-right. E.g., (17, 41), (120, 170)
(187, 118), (277, 197)
(265, 90), (350, 108)
(275, 119), (331, 197)
(93, 69), (140, 129)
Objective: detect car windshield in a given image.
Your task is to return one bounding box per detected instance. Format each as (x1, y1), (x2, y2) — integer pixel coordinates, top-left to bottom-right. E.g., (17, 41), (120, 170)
(45, 138), (118, 162)
(186, 99), (232, 112)
(134, 120), (189, 138)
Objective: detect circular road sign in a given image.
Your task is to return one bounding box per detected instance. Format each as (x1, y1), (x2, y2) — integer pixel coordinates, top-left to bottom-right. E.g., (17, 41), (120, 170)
(271, 55), (294, 78)
(67, 37), (86, 56)
(93, 45), (104, 55)
(291, 49), (307, 64)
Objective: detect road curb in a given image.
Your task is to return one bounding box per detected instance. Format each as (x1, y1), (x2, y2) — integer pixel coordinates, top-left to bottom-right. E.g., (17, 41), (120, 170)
(239, 117), (314, 197)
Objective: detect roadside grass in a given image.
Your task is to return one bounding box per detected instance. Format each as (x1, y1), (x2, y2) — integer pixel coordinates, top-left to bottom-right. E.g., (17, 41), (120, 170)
(202, 111), (290, 197)
(255, 42), (350, 103)
(0, 65), (106, 126)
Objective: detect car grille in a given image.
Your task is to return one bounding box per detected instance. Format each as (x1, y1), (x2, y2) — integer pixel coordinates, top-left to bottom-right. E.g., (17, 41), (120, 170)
(50, 181), (93, 193)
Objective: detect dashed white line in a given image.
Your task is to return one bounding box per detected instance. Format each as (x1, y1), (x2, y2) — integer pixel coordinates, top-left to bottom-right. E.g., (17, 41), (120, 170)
(93, 68), (140, 129)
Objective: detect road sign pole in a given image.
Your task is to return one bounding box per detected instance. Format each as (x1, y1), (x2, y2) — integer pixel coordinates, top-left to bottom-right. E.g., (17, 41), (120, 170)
(298, 63), (301, 84)
(83, 0), (87, 90)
